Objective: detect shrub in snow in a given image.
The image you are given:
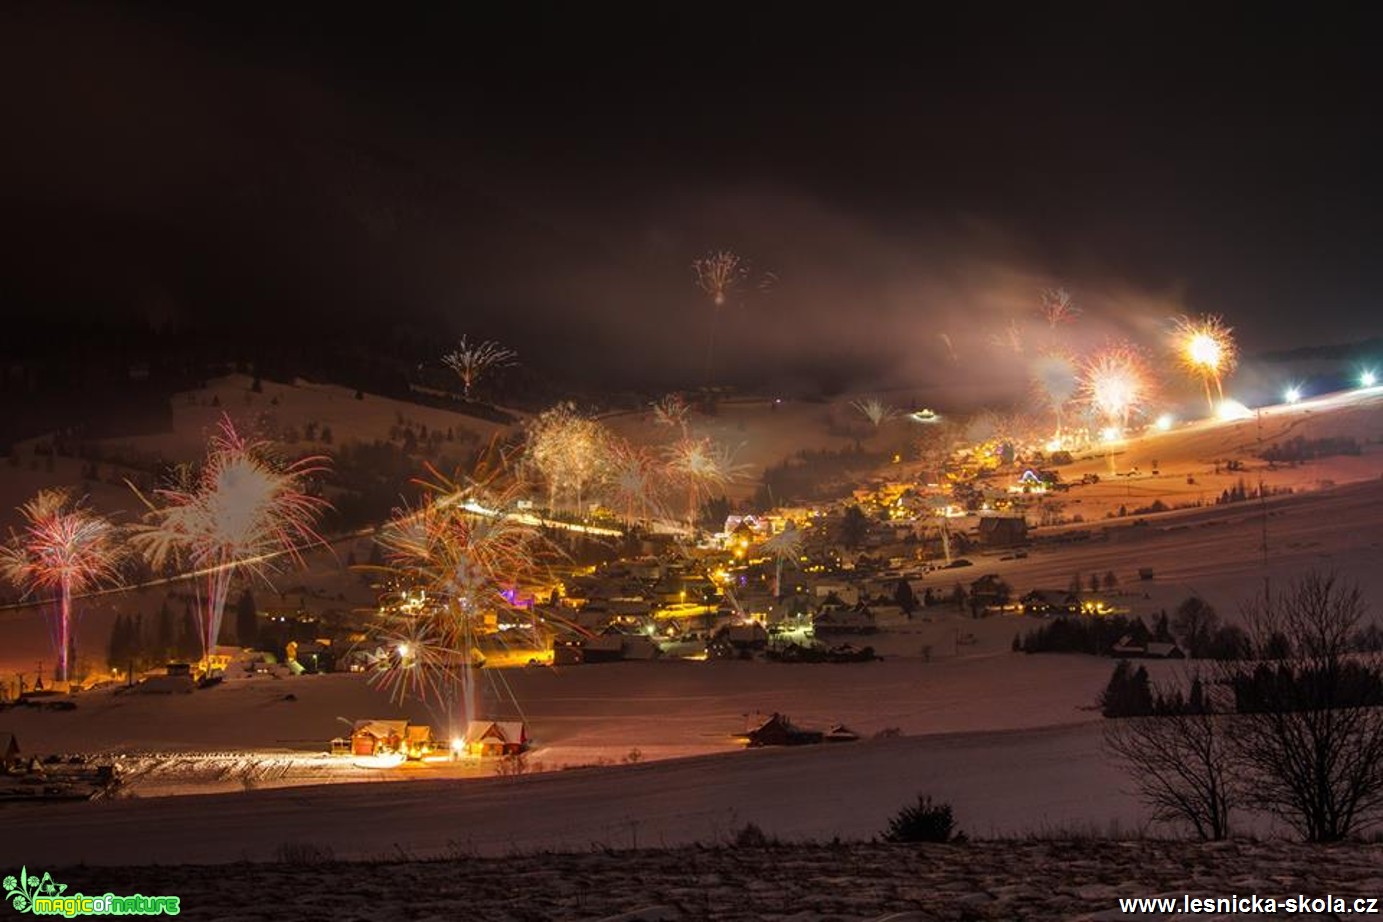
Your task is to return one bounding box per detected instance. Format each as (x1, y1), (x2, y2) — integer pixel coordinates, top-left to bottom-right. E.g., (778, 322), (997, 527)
(883, 795), (961, 843)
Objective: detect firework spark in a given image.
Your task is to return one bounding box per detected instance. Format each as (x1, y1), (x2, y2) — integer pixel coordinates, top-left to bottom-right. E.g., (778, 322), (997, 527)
(852, 397), (898, 428)
(442, 336), (517, 401)
(1038, 287), (1081, 328)
(1080, 345), (1153, 432)
(989, 318), (1025, 355)
(1, 490), (124, 682)
(1172, 314), (1237, 412)
(129, 415), (331, 666)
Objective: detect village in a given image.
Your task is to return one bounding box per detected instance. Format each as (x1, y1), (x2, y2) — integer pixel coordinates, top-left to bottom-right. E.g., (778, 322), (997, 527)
(4, 387), (1300, 801)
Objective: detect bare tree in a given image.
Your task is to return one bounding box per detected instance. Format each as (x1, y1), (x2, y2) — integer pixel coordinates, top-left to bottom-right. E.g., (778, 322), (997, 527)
(1104, 676), (1236, 840)
(1226, 572), (1383, 841)
(1171, 595), (1220, 656)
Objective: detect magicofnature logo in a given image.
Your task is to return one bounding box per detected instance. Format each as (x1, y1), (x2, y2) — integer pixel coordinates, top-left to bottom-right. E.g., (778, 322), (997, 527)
(4, 868), (179, 917)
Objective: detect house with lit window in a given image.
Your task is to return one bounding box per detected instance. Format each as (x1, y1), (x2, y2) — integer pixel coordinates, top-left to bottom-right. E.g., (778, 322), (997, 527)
(463, 720), (529, 757)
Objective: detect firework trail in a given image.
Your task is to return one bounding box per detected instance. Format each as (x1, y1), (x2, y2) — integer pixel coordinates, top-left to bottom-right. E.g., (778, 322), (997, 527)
(1172, 314), (1237, 412)
(442, 336), (517, 401)
(938, 333), (959, 364)
(1, 490), (124, 682)
(129, 415), (331, 667)
(692, 250), (772, 383)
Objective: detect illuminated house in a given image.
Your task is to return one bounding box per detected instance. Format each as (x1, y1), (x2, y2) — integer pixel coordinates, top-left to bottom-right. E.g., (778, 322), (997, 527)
(350, 719), (409, 757)
(463, 720), (529, 757)
(1020, 589), (1081, 617)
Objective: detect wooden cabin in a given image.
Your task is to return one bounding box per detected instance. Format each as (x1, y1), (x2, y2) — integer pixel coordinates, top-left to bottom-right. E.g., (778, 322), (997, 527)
(463, 720), (529, 757)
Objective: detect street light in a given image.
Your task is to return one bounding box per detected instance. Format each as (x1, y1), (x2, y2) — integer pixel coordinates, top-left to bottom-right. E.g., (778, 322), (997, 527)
(1284, 387), (1302, 404)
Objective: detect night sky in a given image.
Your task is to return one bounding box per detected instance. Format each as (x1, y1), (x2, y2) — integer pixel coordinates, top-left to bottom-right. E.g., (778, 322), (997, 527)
(2, 3), (1378, 393)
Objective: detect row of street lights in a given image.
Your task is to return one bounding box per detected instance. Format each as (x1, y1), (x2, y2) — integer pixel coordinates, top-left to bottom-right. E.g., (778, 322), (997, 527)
(1282, 370), (1376, 405)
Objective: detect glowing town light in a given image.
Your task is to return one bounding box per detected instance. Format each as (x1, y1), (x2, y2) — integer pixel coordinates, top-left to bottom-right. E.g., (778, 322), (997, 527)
(397, 643), (411, 659)
(1154, 413), (1174, 432)
(1284, 387), (1302, 404)
(1101, 426), (1122, 443)
(1362, 371), (1378, 388)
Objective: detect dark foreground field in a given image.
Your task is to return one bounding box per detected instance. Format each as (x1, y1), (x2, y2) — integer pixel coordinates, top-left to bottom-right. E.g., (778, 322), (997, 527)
(29, 839), (1383, 921)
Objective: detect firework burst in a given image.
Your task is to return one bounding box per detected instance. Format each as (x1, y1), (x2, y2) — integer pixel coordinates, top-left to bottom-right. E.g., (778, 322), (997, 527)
(989, 318), (1025, 355)
(442, 336), (517, 401)
(852, 397), (898, 428)
(651, 393), (690, 435)
(364, 612), (467, 707)
(604, 438), (665, 527)
(692, 250), (749, 308)
(692, 249), (772, 383)
(1080, 345), (1153, 432)
(1030, 351), (1080, 437)
(761, 523), (804, 599)
(1038, 287), (1081, 328)
(664, 436), (746, 530)
(964, 409), (1031, 447)
(368, 455), (553, 729)
(1172, 314), (1237, 412)
(1, 490), (124, 682)
(129, 415), (331, 666)
(525, 402), (612, 515)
